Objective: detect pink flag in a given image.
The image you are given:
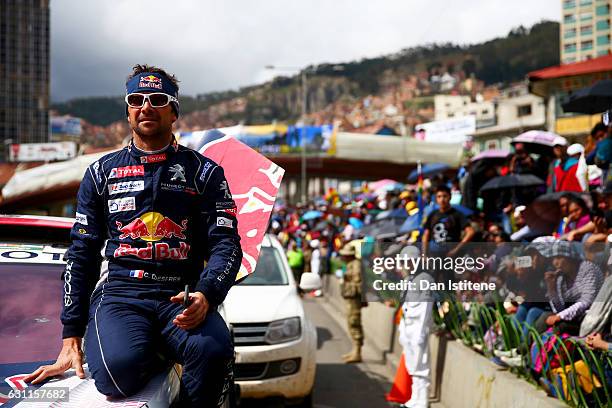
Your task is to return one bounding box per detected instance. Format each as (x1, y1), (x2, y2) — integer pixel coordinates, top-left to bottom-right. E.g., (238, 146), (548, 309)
(199, 132), (285, 281)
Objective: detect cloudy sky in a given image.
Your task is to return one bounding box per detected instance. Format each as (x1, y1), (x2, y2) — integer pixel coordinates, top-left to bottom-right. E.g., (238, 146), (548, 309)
(51, 0), (560, 102)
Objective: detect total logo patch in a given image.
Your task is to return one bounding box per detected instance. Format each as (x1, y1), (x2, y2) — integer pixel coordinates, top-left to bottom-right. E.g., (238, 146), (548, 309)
(141, 153), (167, 164)
(217, 217), (233, 228)
(109, 165), (144, 179)
(108, 180), (145, 195)
(108, 197), (136, 213)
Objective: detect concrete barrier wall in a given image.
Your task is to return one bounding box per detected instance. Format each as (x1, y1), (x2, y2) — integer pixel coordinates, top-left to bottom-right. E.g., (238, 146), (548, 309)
(322, 274), (566, 408)
(438, 340), (565, 408)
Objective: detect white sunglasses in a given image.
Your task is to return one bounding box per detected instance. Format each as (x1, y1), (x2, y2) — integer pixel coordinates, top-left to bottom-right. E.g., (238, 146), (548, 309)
(125, 92), (178, 108)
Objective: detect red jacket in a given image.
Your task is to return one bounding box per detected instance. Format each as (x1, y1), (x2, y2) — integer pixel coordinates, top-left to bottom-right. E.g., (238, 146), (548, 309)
(549, 159), (583, 192)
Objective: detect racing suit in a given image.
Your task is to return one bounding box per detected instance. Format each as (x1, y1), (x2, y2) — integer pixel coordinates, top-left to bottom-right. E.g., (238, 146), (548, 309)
(61, 138), (242, 407)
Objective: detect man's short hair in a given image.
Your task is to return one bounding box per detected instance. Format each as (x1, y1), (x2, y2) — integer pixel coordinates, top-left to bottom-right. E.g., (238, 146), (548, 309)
(435, 184), (451, 195)
(127, 64), (180, 91)
(591, 122), (608, 136)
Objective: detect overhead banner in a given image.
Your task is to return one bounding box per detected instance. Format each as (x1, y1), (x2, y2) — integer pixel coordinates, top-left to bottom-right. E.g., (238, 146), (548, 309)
(51, 116), (82, 137)
(179, 123), (335, 155)
(415, 116), (476, 144)
(8, 142), (77, 162)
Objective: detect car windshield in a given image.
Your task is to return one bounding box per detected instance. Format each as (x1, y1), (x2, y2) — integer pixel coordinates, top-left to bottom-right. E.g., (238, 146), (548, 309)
(0, 262), (64, 365)
(239, 246), (289, 286)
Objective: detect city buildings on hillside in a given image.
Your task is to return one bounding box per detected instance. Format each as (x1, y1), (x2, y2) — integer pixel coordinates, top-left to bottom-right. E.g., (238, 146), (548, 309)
(434, 95), (496, 129)
(428, 86), (546, 152)
(560, 0), (611, 64)
(472, 85), (546, 151)
(528, 53), (612, 138)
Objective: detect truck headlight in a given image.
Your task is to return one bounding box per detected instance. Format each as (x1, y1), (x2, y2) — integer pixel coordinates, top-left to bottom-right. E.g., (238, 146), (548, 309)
(264, 317), (301, 344)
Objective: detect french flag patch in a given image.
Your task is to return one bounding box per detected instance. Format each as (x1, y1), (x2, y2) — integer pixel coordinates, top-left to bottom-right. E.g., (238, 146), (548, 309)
(130, 270), (145, 279)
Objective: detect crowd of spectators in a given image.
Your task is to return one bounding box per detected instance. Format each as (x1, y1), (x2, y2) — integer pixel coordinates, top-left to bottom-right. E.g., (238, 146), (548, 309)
(266, 122), (612, 405)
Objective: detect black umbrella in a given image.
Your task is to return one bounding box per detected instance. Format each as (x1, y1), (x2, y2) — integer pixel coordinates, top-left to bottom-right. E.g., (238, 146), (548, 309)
(361, 218), (404, 239)
(479, 174), (545, 193)
(523, 192), (593, 234)
(407, 163), (449, 183)
(561, 80), (612, 114)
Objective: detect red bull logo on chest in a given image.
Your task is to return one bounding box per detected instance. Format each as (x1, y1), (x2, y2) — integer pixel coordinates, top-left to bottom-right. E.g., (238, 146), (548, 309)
(116, 211), (188, 241)
(114, 212), (190, 261)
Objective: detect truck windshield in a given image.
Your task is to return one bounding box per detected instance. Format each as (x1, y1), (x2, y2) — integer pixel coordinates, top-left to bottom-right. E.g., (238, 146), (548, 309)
(239, 247), (288, 286)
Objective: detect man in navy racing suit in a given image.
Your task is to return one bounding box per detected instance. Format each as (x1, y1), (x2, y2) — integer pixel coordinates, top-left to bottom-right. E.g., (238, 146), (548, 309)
(25, 64), (242, 407)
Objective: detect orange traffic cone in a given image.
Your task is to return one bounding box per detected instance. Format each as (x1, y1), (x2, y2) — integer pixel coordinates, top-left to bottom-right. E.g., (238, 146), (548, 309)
(386, 353), (413, 404)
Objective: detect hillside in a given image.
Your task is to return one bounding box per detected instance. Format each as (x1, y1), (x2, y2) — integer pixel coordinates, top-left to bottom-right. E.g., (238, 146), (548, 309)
(52, 21), (559, 143)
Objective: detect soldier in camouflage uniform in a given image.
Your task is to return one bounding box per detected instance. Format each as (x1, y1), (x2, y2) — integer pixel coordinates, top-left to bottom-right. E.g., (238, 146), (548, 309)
(339, 244), (363, 363)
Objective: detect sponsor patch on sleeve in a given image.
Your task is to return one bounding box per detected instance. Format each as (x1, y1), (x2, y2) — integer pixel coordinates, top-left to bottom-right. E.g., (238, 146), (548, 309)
(92, 161), (102, 183)
(108, 197), (136, 213)
(217, 207), (237, 216)
(216, 217), (234, 228)
(199, 162), (214, 182)
(215, 201), (236, 210)
(75, 212), (88, 225)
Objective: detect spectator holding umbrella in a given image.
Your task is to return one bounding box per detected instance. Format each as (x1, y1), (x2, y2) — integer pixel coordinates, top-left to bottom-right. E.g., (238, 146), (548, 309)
(509, 143), (537, 175)
(548, 139), (568, 192)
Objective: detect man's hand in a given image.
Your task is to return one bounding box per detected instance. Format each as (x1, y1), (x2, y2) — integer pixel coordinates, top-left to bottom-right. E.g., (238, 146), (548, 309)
(170, 291), (209, 330)
(586, 333), (608, 350)
(23, 337), (85, 384)
(544, 271), (559, 292)
(562, 230), (577, 241)
(593, 216), (607, 234)
(545, 314), (561, 326)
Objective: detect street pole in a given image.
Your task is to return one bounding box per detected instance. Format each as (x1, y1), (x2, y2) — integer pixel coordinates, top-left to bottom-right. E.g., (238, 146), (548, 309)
(265, 64), (344, 204)
(301, 71), (307, 204)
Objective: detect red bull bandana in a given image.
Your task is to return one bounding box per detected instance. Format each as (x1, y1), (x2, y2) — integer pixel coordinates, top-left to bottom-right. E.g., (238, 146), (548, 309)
(126, 72), (180, 117)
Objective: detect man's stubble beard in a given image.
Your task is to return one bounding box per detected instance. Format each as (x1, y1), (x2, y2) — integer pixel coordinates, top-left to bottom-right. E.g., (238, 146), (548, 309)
(131, 121), (172, 142)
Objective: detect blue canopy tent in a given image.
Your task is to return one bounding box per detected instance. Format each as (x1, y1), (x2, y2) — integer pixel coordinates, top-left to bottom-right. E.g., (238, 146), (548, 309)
(407, 163), (449, 183)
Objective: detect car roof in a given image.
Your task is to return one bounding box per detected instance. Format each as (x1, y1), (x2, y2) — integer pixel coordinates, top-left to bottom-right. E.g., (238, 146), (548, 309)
(0, 215), (74, 246)
(0, 214), (74, 229)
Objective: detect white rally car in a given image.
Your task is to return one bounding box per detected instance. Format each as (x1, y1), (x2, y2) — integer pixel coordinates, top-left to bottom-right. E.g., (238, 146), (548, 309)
(221, 235), (320, 406)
